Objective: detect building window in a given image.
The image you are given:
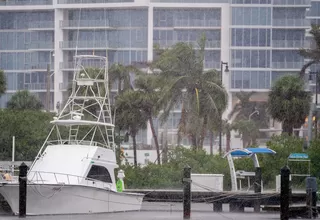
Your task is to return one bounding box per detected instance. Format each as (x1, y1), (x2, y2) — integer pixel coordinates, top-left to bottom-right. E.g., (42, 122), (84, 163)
(86, 165), (112, 183)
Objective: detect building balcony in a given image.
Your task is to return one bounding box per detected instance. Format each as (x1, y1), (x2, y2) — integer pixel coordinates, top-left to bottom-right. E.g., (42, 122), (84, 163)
(60, 61), (104, 70)
(27, 62), (54, 71)
(60, 41), (146, 50)
(59, 82), (72, 91)
(273, 19), (310, 28)
(57, 0), (132, 4)
(272, 62), (304, 69)
(60, 20), (111, 29)
(204, 62), (220, 69)
(29, 21), (54, 30)
(0, 0), (52, 5)
(272, 40), (304, 48)
(173, 19), (221, 28)
(154, 40), (220, 49)
(273, 0), (311, 7)
(24, 83), (54, 91)
(28, 42), (54, 51)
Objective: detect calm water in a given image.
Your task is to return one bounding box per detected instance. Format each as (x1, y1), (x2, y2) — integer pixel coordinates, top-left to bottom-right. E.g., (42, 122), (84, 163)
(0, 202), (283, 220)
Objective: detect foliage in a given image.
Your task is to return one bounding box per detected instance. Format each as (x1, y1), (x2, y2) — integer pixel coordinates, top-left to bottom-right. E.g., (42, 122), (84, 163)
(122, 135), (320, 190)
(0, 69), (6, 97)
(7, 90), (43, 110)
(0, 109), (53, 161)
(267, 75), (312, 135)
(299, 24), (320, 78)
(134, 74), (162, 165)
(260, 134), (305, 188)
(228, 91), (269, 147)
(307, 138), (320, 178)
(115, 90), (148, 166)
(232, 120), (259, 148)
(122, 147), (231, 190)
(152, 36), (228, 148)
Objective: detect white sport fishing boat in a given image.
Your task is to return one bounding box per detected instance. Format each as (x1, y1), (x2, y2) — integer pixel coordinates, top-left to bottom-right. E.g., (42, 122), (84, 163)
(0, 55), (144, 215)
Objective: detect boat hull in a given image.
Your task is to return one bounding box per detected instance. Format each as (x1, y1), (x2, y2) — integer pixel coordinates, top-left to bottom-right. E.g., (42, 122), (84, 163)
(0, 183), (144, 215)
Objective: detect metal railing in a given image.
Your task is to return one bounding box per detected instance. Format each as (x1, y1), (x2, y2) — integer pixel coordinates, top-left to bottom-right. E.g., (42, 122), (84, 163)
(60, 20), (110, 28)
(273, 0), (311, 5)
(272, 40), (304, 48)
(173, 19), (221, 27)
(24, 83), (54, 90)
(154, 40), (220, 48)
(58, 0), (133, 4)
(272, 62), (304, 69)
(29, 42), (54, 50)
(29, 21), (54, 29)
(273, 19), (310, 27)
(0, 0), (52, 5)
(60, 41), (146, 49)
(27, 171), (113, 190)
(46, 140), (112, 149)
(60, 61), (104, 69)
(28, 63), (54, 70)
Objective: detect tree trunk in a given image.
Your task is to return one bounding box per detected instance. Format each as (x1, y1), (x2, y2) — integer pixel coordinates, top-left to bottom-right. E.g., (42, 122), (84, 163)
(209, 131), (213, 155)
(282, 121), (293, 136)
(226, 131), (231, 153)
(118, 79), (122, 94)
(199, 115), (208, 149)
(190, 134), (197, 150)
(149, 114), (161, 165)
(131, 134), (138, 167)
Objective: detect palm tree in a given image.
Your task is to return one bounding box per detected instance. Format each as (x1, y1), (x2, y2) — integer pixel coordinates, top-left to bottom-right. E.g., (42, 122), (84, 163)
(232, 120), (259, 148)
(134, 74), (162, 165)
(299, 25), (320, 78)
(115, 90), (148, 167)
(152, 35), (228, 149)
(0, 70), (6, 97)
(109, 63), (135, 94)
(267, 75), (312, 135)
(222, 120), (232, 153)
(7, 90), (43, 110)
(228, 91), (257, 121)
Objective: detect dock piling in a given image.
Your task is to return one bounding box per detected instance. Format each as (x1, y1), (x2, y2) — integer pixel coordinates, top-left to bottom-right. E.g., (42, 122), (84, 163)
(280, 165), (290, 220)
(183, 165), (191, 219)
(19, 162), (28, 218)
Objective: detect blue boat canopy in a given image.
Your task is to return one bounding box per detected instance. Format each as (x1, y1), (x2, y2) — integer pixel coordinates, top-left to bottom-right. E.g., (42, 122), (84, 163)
(223, 147), (276, 158)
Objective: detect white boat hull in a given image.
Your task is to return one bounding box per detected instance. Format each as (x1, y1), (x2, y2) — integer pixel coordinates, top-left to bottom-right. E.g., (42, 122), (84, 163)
(0, 183), (144, 215)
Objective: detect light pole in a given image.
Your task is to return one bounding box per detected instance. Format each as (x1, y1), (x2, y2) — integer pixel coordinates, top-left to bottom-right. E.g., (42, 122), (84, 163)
(219, 61), (229, 156)
(46, 50), (54, 112)
(309, 71), (319, 138)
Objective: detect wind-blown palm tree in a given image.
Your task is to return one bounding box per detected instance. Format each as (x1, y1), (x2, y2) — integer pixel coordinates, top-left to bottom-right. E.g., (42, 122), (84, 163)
(268, 75), (312, 135)
(115, 90), (148, 167)
(299, 24), (320, 78)
(152, 35), (228, 149)
(228, 91), (257, 121)
(109, 63), (136, 94)
(134, 74), (162, 165)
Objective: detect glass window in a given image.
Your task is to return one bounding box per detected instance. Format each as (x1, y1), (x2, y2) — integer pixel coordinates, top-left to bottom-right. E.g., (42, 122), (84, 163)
(86, 165), (112, 183)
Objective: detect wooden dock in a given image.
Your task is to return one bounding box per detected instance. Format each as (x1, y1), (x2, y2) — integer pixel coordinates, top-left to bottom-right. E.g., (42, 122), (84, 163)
(124, 189), (307, 212)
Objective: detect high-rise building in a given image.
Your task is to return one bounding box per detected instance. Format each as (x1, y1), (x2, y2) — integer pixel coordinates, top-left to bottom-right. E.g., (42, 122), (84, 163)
(0, 0), (313, 150)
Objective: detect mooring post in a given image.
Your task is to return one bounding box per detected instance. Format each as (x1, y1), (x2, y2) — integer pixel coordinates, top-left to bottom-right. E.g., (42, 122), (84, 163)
(19, 162), (28, 218)
(280, 165), (290, 220)
(254, 167), (262, 213)
(183, 165), (191, 219)
(306, 177), (318, 218)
